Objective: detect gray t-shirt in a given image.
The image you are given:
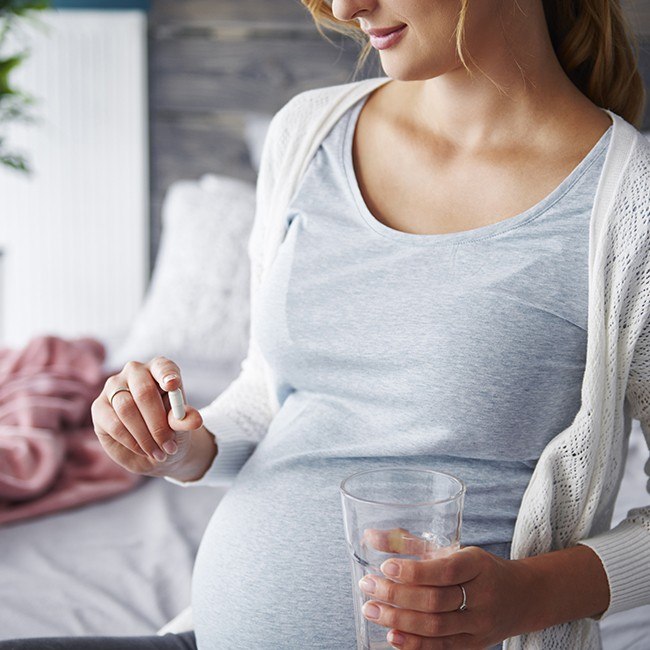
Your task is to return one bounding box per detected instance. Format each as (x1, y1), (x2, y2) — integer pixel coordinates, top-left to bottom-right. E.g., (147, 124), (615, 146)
(191, 95), (612, 649)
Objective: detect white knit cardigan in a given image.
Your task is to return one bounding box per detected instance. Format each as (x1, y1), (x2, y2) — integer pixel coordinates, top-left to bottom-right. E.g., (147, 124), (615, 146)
(168, 76), (650, 649)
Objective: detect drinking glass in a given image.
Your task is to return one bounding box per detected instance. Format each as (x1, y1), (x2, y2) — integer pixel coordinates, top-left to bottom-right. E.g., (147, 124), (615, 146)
(340, 467), (466, 650)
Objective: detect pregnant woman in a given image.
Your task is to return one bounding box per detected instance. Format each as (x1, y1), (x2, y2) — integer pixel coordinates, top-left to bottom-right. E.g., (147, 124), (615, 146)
(3, 0), (649, 648)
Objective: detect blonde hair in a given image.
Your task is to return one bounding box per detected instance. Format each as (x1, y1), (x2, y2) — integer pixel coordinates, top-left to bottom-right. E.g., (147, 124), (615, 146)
(300, 0), (646, 128)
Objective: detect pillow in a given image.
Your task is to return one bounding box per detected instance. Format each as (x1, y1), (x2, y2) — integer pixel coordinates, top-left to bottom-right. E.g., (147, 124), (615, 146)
(112, 174), (255, 368)
(243, 112), (273, 174)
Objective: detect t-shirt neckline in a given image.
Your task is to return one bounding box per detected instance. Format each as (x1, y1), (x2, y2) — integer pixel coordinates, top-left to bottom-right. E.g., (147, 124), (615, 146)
(342, 93), (613, 246)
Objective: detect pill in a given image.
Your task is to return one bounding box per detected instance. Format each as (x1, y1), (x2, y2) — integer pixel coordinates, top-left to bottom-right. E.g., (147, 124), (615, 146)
(168, 388), (186, 420)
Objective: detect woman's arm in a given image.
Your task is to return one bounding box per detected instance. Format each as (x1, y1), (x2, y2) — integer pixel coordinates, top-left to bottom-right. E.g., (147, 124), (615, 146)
(519, 543), (610, 627)
(163, 106), (287, 488)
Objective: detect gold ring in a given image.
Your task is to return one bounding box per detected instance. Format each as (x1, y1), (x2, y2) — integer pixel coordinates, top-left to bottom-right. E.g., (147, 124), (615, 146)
(109, 386), (131, 408)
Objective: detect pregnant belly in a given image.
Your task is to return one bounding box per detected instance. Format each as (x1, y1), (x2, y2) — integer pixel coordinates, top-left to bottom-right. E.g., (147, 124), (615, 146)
(190, 450), (510, 650)
(191, 463), (357, 650)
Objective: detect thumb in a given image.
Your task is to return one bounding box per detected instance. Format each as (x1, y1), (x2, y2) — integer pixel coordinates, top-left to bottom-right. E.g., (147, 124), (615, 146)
(167, 403), (203, 432)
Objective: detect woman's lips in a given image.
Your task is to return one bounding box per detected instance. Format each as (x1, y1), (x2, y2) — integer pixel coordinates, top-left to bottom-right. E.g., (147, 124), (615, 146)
(369, 25), (407, 50)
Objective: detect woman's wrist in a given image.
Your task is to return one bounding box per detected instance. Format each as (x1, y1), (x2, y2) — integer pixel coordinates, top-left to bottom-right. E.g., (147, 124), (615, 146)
(516, 544), (610, 633)
(162, 425), (218, 483)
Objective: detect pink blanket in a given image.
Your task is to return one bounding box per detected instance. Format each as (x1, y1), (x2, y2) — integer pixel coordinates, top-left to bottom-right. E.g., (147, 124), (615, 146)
(0, 335), (143, 525)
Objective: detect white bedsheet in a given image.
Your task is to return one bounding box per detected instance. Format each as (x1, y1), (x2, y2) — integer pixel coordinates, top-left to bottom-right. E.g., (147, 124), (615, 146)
(0, 349), (647, 647)
(0, 476), (222, 639)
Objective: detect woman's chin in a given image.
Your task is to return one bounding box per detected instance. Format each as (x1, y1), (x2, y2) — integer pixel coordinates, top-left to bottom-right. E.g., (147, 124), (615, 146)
(377, 58), (447, 83)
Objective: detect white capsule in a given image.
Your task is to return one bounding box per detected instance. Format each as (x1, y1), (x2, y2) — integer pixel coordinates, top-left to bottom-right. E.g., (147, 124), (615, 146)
(168, 388), (186, 420)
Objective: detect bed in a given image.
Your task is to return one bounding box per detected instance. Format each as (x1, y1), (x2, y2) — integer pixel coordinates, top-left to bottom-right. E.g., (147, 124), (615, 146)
(0, 352), (233, 639)
(1, 1), (649, 647)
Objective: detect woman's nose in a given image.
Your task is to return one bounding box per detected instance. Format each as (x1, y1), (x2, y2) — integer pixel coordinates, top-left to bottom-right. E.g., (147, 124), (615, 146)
(331, 0), (375, 22)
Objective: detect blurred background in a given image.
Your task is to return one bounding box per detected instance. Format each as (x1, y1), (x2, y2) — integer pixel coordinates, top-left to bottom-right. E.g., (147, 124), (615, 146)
(0, 1), (649, 646)
(0, 0), (647, 352)
(0, 0), (378, 352)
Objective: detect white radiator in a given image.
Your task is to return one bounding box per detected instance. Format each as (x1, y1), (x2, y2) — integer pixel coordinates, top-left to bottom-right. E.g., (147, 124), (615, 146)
(0, 9), (148, 349)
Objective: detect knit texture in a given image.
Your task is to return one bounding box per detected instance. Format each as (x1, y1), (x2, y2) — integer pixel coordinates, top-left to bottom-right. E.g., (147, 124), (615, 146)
(167, 77), (650, 649)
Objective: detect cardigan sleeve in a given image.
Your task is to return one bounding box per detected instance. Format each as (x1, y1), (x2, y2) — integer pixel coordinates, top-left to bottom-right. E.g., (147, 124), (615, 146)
(164, 108), (285, 489)
(576, 339), (650, 619)
(576, 147), (650, 618)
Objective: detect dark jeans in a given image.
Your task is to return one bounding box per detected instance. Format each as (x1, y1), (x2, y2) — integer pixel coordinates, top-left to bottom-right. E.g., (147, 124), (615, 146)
(0, 632), (197, 649)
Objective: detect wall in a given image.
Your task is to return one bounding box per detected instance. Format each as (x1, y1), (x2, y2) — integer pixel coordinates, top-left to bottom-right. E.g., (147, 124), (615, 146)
(0, 10), (148, 347)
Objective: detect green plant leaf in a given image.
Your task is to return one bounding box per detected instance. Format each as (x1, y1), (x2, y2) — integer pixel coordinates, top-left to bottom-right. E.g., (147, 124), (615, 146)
(0, 0), (50, 171)
(0, 54), (24, 94)
(0, 136), (30, 172)
(0, 1), (51, 16)
(0, 152), (29, 172)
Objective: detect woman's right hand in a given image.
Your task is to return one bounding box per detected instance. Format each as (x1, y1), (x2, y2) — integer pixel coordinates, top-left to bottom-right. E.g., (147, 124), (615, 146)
(91, 356), (204, 477)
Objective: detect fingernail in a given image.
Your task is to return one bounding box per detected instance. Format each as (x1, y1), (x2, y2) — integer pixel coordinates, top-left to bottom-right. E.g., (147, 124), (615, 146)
(362, 602), (380, 620)
(388, 631), (405, 646)
(163, 374), (178, 386)
(163, 440), (178, 455)
(359, 576), (376, 594)
(382, 561), (400, 577)
(152, 449), (167, 462)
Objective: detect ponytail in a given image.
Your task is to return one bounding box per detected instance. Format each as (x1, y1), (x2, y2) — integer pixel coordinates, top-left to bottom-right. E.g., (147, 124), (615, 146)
(542, 0), (645, 127)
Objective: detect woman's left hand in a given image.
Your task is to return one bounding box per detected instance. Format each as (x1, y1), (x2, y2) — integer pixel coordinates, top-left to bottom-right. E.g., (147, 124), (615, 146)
(358, 543), (536, 649)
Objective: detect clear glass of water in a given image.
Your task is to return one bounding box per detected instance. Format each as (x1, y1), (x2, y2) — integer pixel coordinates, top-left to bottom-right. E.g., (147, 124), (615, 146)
(340, 467), (466, 650)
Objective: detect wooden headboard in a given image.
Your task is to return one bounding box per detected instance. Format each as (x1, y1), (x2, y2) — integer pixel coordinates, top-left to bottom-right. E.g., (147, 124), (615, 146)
(148, 0), (649, 269)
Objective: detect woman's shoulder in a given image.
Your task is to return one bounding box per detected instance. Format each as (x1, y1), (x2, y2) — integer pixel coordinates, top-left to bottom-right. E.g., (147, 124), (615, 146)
(619, 128), (650, 201)
(630, 127), (650, 164)
(615, 112), (650, 165)
(606, 125), (650, 252)
(602, 113), (650, 204)
(265, 77), (389, 146)
(281, 77), (384, 114)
